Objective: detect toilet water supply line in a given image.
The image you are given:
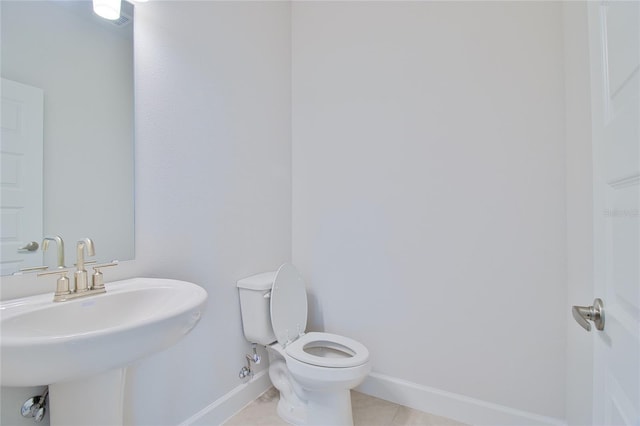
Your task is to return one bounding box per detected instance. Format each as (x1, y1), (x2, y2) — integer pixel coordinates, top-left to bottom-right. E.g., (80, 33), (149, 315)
(239, 344), (261, 379)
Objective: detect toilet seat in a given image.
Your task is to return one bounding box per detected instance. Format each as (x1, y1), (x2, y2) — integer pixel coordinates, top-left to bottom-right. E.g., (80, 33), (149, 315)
(285, 332), (369, 368)
(270, 264), (369, 368)
(270, 264), (308, 346)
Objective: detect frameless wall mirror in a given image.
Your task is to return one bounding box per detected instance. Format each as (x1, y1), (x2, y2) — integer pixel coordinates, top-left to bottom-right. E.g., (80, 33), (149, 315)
(1, 0), (135, 275)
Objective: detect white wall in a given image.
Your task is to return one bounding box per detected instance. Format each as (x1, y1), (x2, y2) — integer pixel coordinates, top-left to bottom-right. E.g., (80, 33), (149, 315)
(292, 1), (567, 421)
(1, 2), (291, 425)
(2, 2), (582, 425)
(125, 2), (291, 424)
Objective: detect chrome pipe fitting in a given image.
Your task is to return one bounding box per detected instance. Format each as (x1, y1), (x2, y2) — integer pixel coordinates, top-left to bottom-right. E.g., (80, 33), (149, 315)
(21, 387), (48, 423)
(238, 344), (261, 379)
(248, 343), (261, 364)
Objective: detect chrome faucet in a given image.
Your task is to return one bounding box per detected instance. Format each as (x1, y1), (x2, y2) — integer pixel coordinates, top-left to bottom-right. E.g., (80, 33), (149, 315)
(38, 238), (118, 302)
(42, 235), (65, 268)
(75, 238), (95, 292)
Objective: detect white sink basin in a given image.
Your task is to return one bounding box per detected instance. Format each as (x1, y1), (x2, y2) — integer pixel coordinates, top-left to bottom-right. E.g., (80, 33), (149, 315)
(1, 277), (207, 387)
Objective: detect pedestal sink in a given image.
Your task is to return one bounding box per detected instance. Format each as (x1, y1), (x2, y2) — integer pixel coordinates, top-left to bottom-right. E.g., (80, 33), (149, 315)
(0, 277), (208, 425)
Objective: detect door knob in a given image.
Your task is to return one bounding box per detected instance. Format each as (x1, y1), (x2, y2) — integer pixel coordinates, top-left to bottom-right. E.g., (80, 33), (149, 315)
(572, 298), (605, 331)
(18, 241), (39, 252)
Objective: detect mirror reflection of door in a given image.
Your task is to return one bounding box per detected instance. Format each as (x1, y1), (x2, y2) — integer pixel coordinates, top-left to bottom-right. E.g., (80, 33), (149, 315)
(1, 78), (44, 274)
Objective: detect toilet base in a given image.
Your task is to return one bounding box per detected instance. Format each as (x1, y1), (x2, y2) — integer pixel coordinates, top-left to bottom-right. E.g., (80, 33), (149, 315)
(268, 351), (306, 425)
(305, 389), (353, 426)
(276, 395), (305, 425)
(274, 388), (353, 426)
(267, 343), (367, 426)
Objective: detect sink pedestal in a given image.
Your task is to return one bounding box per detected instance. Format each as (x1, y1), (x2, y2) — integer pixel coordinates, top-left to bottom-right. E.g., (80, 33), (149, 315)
(49, 368), (126, 426)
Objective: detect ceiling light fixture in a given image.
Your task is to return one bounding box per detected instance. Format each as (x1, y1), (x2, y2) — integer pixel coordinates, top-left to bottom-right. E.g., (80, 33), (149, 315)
(93, 0), (121, 20)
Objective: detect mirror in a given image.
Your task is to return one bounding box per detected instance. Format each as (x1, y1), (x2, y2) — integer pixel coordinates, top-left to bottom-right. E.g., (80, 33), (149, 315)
(1, 0), (134, 275)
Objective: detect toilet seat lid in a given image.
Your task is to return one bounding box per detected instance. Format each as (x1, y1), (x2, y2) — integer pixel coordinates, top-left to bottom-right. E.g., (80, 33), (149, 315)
(270, 263), (308, 346)
(286, 332), (370, 368)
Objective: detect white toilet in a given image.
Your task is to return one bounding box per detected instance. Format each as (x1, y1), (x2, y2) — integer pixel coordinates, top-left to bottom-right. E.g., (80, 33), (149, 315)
(237, 263), (371, 426)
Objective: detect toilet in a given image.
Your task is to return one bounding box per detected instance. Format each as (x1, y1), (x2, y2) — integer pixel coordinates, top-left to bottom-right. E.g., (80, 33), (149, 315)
(237, 263), (371, 426)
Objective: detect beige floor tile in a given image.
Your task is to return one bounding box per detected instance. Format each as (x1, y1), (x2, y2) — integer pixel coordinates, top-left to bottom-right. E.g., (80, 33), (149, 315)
(224, 387), (465, 426)
(351, 391), (401, 426)
(223, 388), (288, 426)
(391, 406), (468, 426)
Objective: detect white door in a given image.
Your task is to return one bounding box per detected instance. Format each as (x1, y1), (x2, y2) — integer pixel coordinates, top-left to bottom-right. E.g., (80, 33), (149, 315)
(1, 78), (44, 275)
(587, 1), (639, 424)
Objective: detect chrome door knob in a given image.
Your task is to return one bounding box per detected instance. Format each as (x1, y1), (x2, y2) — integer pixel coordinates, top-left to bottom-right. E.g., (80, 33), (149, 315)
(18, 241), (39, 252)
(572, 298), (605, 332)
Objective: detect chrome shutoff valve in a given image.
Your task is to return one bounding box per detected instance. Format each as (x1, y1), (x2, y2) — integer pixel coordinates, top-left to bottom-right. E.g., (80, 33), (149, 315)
(21, 387), (48, 423)
(249, 344), (261, 364)
(238, 344), (261, 379)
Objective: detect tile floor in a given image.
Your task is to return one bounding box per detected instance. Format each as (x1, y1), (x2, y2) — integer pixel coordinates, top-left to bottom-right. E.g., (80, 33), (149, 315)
(223, 387), (467, 426)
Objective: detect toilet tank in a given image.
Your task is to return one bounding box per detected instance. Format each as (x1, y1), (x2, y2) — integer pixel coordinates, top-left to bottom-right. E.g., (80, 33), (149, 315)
(237, 271), (277, 345)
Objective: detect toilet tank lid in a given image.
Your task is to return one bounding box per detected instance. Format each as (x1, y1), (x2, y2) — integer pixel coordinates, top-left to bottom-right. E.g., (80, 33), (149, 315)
(237, 271), (277, 290)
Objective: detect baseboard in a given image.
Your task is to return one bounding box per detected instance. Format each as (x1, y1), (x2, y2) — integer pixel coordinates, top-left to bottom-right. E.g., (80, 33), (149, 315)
(355, 372), (566, 426)
(179, 369), (566, 426)
(179, 369), (272, 426)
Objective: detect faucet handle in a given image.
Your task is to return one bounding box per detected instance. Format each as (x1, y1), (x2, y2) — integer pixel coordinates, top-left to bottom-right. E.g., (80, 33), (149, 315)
(91, 261), (118, 290)
(74, 260), (97, 268)
(92, 261), (118, 269)
(38, 268), (72, 301)
(15, 265), (49, 274)
(37, 268), (72, 277)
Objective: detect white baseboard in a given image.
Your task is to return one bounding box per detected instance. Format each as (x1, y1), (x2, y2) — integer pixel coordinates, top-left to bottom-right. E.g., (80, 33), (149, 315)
(179, 369), (272, 426)
(179, 369), (566, 426)
(355, 372), (566, 426)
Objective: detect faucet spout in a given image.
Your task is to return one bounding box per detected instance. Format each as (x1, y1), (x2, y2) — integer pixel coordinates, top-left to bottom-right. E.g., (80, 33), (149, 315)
(76, 242), (85, 272)
(75, 238), (95, 292)
(76, 238), (95, 271)
(82, 238), (96, 257)
(42, 235), (65, 268)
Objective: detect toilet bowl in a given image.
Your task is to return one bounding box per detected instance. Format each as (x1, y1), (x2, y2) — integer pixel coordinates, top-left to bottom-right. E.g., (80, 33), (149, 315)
(237, 264), (371, 426)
